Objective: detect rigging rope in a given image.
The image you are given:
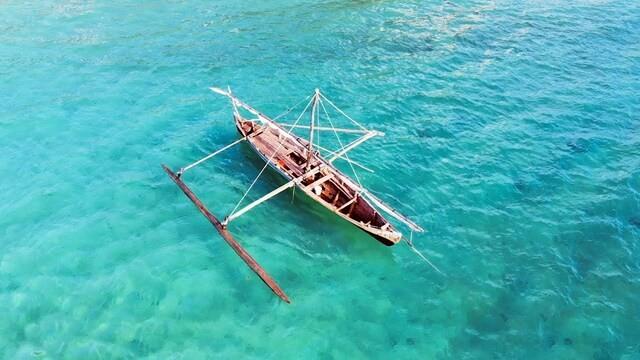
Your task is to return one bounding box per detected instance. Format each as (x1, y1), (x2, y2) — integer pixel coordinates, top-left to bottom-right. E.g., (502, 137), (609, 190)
(226, 96), (315, 221)
(179, 137), (247, 175)
(405, 231), (445, 276)
(272, 94), (312, 122)
(318, 98), (362, 188)
(319, 93), (368, 131)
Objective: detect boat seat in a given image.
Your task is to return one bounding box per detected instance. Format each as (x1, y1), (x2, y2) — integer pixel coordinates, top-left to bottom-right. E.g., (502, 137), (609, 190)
(304, 174), (334, 191)
(336, 196), (357, 212)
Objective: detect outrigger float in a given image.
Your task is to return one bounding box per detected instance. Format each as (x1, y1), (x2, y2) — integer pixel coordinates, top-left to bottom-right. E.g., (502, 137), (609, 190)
(163, 87), (431, 303)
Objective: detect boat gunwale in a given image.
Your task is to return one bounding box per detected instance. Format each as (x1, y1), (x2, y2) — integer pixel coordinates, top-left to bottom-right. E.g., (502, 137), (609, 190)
(236, 116), (402, 244)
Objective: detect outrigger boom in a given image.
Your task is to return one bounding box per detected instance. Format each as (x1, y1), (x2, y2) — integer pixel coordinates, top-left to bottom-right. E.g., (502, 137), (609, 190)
(163, 86), (428, 303)
(163, 165), (290, 303)
(223, 166), (323, 225)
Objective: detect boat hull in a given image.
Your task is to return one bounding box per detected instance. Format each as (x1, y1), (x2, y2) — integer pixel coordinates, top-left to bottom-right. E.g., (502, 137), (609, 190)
(234, 117), (402, 246)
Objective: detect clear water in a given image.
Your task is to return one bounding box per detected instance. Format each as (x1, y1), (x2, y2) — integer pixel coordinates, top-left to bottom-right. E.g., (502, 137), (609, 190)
(1, 1), (639, 358)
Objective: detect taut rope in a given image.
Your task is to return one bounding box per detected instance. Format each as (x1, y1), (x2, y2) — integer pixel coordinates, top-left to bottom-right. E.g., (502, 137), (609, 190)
(318, 98), (363, 188)
(272, 94), (312, 122)
(405, 231), (445, 276)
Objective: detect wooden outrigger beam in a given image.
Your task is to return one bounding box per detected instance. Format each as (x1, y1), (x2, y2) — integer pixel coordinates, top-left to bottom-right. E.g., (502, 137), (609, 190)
(328, 131), (383, 162)
(314, 143), (374, 173)
(162, 164), (291, 303)
(225, 180), (296, 223)
(225, 167), (323, 224)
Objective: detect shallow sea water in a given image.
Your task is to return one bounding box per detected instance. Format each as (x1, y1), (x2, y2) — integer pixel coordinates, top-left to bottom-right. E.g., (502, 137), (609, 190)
(1, 0), (640, 358)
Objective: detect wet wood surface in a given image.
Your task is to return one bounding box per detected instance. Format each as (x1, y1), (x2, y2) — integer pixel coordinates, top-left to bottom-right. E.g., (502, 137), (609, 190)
(162, 164), (291, 304)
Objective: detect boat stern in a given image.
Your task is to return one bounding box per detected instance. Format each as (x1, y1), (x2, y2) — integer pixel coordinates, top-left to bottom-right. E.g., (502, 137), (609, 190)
(365, 227), (403, 246)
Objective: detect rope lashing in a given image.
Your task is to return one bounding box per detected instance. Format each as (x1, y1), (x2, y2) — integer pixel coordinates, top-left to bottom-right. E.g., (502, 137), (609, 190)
(405, 231), (445, 276)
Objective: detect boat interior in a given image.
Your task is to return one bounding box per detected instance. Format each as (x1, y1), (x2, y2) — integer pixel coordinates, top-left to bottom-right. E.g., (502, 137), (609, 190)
(236, 116), (390, 231)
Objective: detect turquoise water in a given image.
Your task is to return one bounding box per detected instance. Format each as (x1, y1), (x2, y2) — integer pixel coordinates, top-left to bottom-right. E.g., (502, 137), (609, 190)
(1, 0), (639, 358)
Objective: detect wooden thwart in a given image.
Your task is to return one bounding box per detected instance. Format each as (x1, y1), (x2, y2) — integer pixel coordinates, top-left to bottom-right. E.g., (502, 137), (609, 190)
(336, 196), (358, 212)
(304, 173), (334, 190)
(162, 164), (291, 303)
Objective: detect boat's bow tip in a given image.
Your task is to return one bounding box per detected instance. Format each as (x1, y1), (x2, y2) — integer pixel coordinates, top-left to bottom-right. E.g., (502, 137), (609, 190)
(162, 164), (180, 179)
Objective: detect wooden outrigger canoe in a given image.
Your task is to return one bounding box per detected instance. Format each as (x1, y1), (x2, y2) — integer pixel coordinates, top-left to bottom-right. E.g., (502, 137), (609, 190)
(231, 105), (403, 245)
(163, 87), (426, 302)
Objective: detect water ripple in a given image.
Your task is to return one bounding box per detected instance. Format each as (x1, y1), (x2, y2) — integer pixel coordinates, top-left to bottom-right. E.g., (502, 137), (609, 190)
(1, 0), (639, 358)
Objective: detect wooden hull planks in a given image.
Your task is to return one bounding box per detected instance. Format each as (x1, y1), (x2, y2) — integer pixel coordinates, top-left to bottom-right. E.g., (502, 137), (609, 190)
(234, 116), (403, 245)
